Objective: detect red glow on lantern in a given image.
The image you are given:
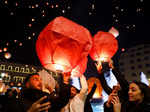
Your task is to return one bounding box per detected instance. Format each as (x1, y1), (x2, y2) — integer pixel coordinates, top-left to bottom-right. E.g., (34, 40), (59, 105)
(71, 57), (88, 77)
(36, 16), (92, 73)
(89, 31), (118, 62)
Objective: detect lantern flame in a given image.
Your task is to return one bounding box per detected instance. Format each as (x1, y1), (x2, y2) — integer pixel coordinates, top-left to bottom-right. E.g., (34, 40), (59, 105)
(99, 57), (108, 62)
(96, 53), (109, 62)
(93, 91), (101, 98)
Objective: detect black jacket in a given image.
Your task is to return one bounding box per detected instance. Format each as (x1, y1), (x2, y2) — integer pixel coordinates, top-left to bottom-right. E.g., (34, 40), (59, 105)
(84, 83), (97, 112)
(5, 84), (71, 112)
(122, 101), (150, 112)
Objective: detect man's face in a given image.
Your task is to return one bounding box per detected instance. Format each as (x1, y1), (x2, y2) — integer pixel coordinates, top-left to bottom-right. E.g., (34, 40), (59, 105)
(27, 75), (42, 90)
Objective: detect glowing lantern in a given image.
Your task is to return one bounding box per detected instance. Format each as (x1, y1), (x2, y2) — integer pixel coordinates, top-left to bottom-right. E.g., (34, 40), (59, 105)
(3, 47), (7, 52)
(87, 77), (103, 99)
(4, 52), (11, 59)
(36, 16), (92, 73)
(0, 80), (5, 93)
(71, 57), (88, 77)
(89, 31), (118, 62)
(0, 49), (2, 53)
(108, 27), (119, 38)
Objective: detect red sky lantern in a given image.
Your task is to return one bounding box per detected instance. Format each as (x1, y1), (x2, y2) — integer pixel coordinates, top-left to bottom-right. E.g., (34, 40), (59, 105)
(89, 31), (118, 62)
(36, 16), (92, 73)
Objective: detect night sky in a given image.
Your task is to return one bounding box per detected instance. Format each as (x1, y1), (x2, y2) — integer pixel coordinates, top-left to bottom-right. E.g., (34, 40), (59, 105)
(0, 0), (147, 68)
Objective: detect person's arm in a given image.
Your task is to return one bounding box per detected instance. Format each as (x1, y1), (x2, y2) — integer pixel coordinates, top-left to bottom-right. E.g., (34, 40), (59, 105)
(112, 68), (129, 100)
(87, 83), (97, 100)
(95, 61), (112, 94)
(104, 93), (118, 112)
(111, 95), (121, 112)
(97, 72), (112, 94)
(112, 68), (129, 89)
(78, 75), (88, 101)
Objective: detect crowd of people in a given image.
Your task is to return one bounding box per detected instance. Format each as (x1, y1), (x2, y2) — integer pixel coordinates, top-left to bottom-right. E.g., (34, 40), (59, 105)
(0, 58), (150, 112)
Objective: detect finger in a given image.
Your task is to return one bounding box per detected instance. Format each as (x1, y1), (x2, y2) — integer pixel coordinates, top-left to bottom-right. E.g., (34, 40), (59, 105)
(115, 96), (120, 103)
(35, 96), (47, 104)
(111, 99), (115, 105)
(111, 96), (119, 104)
(40, 102), (51, 108)
(109, 93), (117, 100)
(111, 93), (118, 96)
(39, 104), (51, 112)
(111, 97), (117, 104)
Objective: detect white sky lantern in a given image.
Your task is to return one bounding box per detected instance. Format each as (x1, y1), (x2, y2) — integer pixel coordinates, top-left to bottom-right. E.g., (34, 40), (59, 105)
(108, 27), (119, 38)
(38, 69), (56, 94)
(140, 72), (149, 86)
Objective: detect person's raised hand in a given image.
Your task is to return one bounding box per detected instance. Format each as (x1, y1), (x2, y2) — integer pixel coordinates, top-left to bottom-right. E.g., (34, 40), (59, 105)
(111, 95), (121, 112)
(106, 92), (117, 107)
(27, 96), (51, 112)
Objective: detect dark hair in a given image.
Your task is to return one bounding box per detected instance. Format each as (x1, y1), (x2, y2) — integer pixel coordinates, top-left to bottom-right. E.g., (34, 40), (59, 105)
(24, 73), (39, 84)
(131, 81), (150, 102)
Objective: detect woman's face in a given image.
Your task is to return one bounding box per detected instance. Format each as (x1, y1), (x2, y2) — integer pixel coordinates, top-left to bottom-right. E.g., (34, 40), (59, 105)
(128, 83), (144, 103)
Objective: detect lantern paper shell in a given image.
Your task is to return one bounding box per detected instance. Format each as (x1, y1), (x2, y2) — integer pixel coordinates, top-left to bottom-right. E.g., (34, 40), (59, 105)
(89, 31), (118, 61)
(36, 16), (92, 73)
(87, 77), (103, 99)
(38, 69), (56, 92)
(71, 57), (88, 77)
